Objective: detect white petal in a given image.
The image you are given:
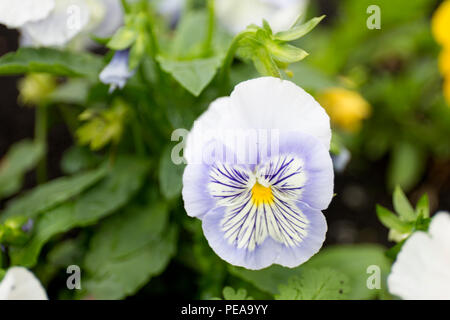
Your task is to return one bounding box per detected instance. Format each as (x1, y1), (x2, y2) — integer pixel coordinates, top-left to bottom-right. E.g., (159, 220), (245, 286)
(89, 0), (123, 38)
(388, 211), (450, 300)
(0, 267), (48, 300)
(22, 0), (90, 47)
(0, 0), (55, 28)
(184, 77), (331, 165)
(216, 0), (308, 34)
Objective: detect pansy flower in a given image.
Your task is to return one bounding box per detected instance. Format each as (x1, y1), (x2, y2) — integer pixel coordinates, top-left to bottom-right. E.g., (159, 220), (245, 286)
(215, 0), (309, 34)
(0, 0), (123, 48)
(99, 49), (135, 92)
(0, 267), (48, 300)
(182, 77), (334, 270)
(388, 211), (450, 300)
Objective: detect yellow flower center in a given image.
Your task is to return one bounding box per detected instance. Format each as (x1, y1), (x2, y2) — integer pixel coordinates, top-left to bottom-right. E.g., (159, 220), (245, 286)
(251, 182), (274, 206)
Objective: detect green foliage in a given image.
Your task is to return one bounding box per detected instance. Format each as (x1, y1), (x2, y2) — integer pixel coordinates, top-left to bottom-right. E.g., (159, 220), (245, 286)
(82, 201), (177, 299)
(221, 287), (253, 300)
(305, 245), (391, 300)
(7, 156), (150, 267)
(232, 16), (324, 77)
(275, 268), (350, 300)
(0, 48), (103, 80)
(76, 100), (129, 151)
(0, 0), (448, 301)
(158, 55), (224, 96)
(377, 188), (432, 258)
(230, 244), (391, 300)
(387, 141), (426, 192)
(159, 145), (185, 200)
(1, 166), (107, 222)
(0, 140), (44, 199)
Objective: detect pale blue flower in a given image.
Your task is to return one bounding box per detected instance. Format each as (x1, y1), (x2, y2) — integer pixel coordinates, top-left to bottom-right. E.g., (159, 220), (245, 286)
(332, 147), (351, 173)
(182, 77), (334, 270)
(216, 0), (309, 34)
(99, 50), (135, 92)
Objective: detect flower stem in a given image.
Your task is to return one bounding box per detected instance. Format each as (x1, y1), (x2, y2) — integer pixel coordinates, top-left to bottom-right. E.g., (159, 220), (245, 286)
(35, 105), (48, 184)
(220, 31), (250, 84)
(202, 0), (215, 56)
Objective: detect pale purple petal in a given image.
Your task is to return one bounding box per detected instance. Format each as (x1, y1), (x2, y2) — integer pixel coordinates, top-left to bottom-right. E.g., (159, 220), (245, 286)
(99, 50), (134, 92)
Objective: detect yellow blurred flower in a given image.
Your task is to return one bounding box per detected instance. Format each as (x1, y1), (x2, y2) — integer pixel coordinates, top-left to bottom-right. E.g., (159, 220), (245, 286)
(432, 0), (450, 47)
(18, 73), (57, 106)
(444, 77), (450, 104)
(317, 88), (371, 132)
(439, 48), (450, 76)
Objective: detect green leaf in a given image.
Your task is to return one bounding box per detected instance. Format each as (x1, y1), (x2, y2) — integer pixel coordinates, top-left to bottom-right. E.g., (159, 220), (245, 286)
(376, 205), (413, 233)
(230, 244), (391, 300)
(1, 166), (108, 222)
(129, 34), (147, 70)
(0, 48), (103, 80)
(0, 140), (44, 199)
(82, 202), (177, 299)
(275, 268), (350, 300)
(268, 43), (309, 64)
(61, 146), (103, 175)
(228, 264), (299, 295)
(159, 145), (185, 200)
(415, 194), (430, 218)
(222, 287), (253, 300)
(305, 245), (392, 300)
(157, 55), (224, 96)
(8, 156), (150, 267)
(251, 46), (281, 78)
(275, 15), (326, 42)
(387, 142), (425, 192)
(107, 27), (137, 50)
(392, 186), (416, 221)
(48, 79), (89, 105)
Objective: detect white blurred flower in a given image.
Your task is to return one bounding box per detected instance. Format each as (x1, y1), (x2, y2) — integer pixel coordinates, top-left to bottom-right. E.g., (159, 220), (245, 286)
(215, 0), (309, 34)
(0, 0), (123, 48)
(332, 147), (351, 173)
(0, 267), (48, 300)
(388, 211), (450, 300)
(99, 49), (135, 92)
(155, 0), (185, 25)
(0, 0), (55, 28)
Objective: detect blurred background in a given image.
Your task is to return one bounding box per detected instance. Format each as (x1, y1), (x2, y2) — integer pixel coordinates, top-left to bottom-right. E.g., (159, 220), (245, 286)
(1, 0), (449, 299)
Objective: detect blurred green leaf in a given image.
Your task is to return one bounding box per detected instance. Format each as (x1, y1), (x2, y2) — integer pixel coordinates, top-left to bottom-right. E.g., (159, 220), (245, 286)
(267, 43), (308, 64)
(0, 48), (103, 80)
(228, 264), (296, 295)
(275, 15), (326, 42)
(305, 245), (391, 300)
(1, 166), (107, 222)
(82, 202), (177, 299)
(8, 156), (150, 267)
(157, 55), (224, 96)
(376, 205), (413, 232)
(48, 79), (89, 105)
(159, 145), (185, 200)
(61, 146), (103, 175)
(107, 27), (137, 51)
(415, 193), (429, 218)
(230, 244), (391, 300)
(275, 268), (350, 300)
(0, 140), (44, 199)
(392, 185), (416, 221)
(222, 287), (253, 300)
(168, 10), (231, 59)
(388, 142), (426, 192)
